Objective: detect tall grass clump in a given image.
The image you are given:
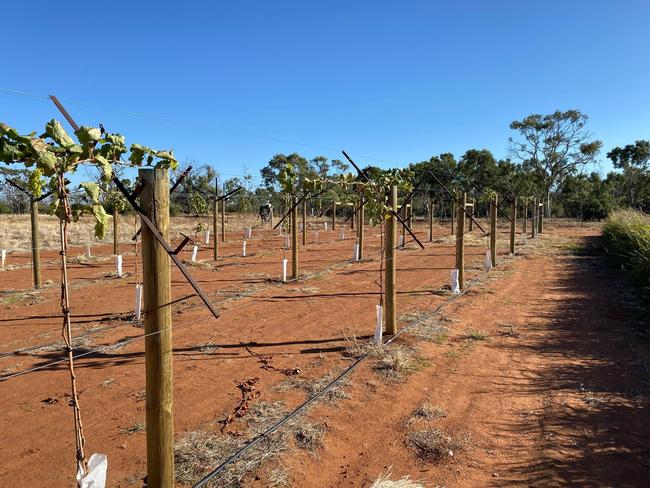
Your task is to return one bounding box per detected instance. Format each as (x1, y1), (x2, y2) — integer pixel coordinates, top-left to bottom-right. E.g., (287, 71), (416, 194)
(602, 209), (650, 295)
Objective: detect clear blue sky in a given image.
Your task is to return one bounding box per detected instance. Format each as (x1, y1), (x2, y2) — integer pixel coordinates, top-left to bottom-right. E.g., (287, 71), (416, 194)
(1, 0), (648, 184)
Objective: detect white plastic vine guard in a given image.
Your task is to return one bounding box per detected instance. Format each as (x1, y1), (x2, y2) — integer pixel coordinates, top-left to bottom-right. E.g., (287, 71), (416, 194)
(451, 269), (460, 294)
(484, 250), (492, 271)
(374, 305), (383, 345)
(76, 453), (107, 488)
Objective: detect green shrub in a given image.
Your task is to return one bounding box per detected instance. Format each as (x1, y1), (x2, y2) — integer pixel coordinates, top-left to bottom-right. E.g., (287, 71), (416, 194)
(602, 209), (650, 295)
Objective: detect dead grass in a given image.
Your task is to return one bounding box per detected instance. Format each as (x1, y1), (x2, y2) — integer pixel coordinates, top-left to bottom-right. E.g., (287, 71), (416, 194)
(342, 338), (426, 380)
(0, 213), (263, 252)
(463, 329), (489, 341)
(407, 428), (463, 461)
(174, 401), (327, 486)
(371, 469), (425, 488)
(407, 403), (446, 425)
(373, 345), (423, 380)
(277, 370), (351, 404)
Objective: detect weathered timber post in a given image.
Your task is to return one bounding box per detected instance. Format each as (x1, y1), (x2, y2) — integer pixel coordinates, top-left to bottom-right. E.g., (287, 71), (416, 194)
(385, 185), (397, 334)
(113, 209), (120, 255)
(532, 197), (538, 238)
(212, 177), (218, 261)
(538, 201), (544, 234)
(139, 168), (174, 488)
(469, 199), (474, 232)
(510, 197), (517, 254)
(456, 193), (466, 289)
(302, 199), (307, 246)
(358, 199), (365, 260)
(523, 202), (528, 236)
(451, 197), (456, 235)
(291, 195), (298, 278)
(220, 183), (226, 242)
(30, 197), (41, 288)
(332, 201), (336, 230)
(490, 194), (497, 267)
(428, 195), (434, 242)
(406, 204), (412, 229)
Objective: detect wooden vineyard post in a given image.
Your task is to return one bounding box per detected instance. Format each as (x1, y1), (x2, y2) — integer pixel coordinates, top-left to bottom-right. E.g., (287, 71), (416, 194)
(532, 197), (538, 238)
(113, 209), (119, 255)
(358, 199), (365, 260)
(451, 197), (456, 235)
(221, 183), (226, 242)
(538, 201), (544, 234)
(213, 177), (218, 261)
(455, 193), (466, 290)
(139, 168), (174, 488)
(510, 196), (517, 254)
(469, 200), (474, 232)
(30, 197), (41, 288)
(302, 199), (307, 246)
(291, 195), (299, 278)
(428, 195), (434, 242)
(490, 194), (497, 267)
(400, 206), (406, 248)
(406, 204), (412, 229)
(351, 206), (355, 230)
(332, 201), (337, 230)
(523, 202), (528, 236)
(385, 184), (397, 334)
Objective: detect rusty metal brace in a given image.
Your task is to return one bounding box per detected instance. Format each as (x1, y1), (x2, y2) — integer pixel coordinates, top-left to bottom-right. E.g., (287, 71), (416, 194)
(342, 150), (425, 249)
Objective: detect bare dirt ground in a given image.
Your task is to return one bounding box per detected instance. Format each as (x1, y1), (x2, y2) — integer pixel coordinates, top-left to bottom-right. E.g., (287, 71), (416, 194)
(0, 216), (648, 487)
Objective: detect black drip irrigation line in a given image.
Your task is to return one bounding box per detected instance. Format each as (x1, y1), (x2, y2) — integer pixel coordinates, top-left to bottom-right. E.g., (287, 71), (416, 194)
(192, 247), (529, 487)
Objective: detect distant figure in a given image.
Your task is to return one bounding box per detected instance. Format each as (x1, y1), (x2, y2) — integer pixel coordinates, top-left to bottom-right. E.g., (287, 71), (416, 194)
(260, 202), (273, 223)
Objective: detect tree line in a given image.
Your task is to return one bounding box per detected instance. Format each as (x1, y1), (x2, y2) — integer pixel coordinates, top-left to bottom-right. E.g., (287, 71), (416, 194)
(1, 109), (648, 220)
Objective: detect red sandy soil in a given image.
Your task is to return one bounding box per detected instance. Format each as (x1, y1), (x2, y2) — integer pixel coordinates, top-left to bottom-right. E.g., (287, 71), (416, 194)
(1, 220), (648, 486)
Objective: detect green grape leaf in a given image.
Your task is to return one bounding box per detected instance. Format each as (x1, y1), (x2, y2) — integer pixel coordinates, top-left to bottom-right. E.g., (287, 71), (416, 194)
(94, 154), (113, 182)
(91, 203), (109, 239)
(45, 119), (75, 148)
(75, 126), (102, 145)
(28, 138), (57, 173)
(80, 182), (101, 203)
(129, 144), (148, 165)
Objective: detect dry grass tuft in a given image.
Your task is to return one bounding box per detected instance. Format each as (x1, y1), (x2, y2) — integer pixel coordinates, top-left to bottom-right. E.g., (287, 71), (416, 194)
(268, 466), (291, 487)
(463, 329), (489, 341)
(292, 421), (326, 451)
(371, 469), (425, 488)
(175, 402), (289, 486)
(277, 371), (351, 404)
(408, 428), (463, 461)
(407, 403), (446, 425)
(373, 346), (420, 380)
(175, 401), (327, 486)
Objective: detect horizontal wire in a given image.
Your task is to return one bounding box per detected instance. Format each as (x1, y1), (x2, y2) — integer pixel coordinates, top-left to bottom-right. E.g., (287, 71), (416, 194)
(0, 225), (480, 381)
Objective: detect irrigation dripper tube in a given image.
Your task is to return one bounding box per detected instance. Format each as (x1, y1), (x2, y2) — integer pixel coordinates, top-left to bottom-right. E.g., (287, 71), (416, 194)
(193, 240), (534, 487)
(192, 275), (486, 487)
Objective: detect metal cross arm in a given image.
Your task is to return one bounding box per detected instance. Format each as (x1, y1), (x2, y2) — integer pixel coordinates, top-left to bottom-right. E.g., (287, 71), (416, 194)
(342, 150), (424, 249)
(272, 188), (326, 230)
(343, 198), (367, 224)
(131, 171), (189, 241)
(216, 186), (243, 202)
(427, 171), (486, 234)
(113, 176), (220, 320)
